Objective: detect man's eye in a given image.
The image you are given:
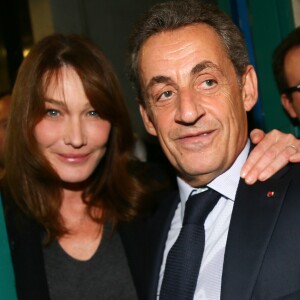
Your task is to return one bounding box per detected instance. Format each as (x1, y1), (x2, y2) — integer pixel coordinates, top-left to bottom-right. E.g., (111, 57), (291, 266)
(46, 109), (60, 117)
(159, 90), (173, 100)
(203, 79), (217, 88)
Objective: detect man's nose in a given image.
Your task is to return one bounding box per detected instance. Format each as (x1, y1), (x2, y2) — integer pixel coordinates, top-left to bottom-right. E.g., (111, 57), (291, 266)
(175, 89), (205, 124)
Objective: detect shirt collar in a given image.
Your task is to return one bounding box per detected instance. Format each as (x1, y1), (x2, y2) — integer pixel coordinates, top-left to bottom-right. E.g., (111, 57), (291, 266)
(177, 140), (250, 218)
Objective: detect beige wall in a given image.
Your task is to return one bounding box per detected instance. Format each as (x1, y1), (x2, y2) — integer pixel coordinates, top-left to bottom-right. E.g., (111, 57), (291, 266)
(28, 0), (54, 43)
(292, 0), (300, 26)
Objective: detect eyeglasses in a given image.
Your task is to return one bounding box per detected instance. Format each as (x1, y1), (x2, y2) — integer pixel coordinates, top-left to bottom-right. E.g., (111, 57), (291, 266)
(282, 84), (300, 95)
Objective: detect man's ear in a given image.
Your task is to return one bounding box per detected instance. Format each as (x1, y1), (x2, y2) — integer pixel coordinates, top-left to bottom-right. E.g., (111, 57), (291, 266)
(281, 94), (297, 118)
(242, 65), (258, 112)
(139, 104), (158, 136)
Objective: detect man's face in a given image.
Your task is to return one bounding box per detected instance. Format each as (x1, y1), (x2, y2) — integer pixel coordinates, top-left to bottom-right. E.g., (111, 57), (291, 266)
(281, 46), (300, 120)
(138, 24), (257, 187)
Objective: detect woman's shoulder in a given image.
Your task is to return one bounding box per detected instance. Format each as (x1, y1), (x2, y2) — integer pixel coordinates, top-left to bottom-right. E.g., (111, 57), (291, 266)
(1, 185), (51, 300)
(2, 187), (43, 248)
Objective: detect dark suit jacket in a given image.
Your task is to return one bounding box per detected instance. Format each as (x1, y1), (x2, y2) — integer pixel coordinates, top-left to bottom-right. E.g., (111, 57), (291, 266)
(3, 199), (51, 300)
(121, 162), (300, 300)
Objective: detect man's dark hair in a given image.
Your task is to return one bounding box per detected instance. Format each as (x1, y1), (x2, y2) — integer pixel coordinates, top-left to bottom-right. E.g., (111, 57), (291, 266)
(272, 27), (300, 96)
(127, 0), (249, 105)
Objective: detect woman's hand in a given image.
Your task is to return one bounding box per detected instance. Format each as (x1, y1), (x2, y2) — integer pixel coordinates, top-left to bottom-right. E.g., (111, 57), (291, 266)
(241, 128), (300, 184)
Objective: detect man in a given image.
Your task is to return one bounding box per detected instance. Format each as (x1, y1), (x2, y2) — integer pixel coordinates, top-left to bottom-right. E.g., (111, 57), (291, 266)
(0, 91), (11, 171)
(122, 1), (300, 299)
(273, 27), (300, 123)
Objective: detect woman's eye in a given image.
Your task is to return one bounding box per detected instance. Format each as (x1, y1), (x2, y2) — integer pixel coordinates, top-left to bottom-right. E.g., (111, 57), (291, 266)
(88, 110), (99, 117)
(46, 109), (60, 117)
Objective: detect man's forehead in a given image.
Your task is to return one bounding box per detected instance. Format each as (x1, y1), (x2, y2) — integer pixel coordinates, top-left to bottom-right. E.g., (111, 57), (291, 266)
(137, 23), (238, 94)
(139, 24), (227, 68)
(140, 23), (222, 51)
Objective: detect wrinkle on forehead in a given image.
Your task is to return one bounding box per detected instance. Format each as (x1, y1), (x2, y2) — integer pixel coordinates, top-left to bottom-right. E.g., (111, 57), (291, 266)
(145, 60), (224, 93)
(139, 23), (236, 93)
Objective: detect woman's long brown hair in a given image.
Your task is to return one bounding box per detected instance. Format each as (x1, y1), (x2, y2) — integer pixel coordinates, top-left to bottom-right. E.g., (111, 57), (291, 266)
(2, 34), (149, 242)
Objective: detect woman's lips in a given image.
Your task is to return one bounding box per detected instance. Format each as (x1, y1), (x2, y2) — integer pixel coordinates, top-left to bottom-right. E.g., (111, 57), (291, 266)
(57, 153), (90, 163)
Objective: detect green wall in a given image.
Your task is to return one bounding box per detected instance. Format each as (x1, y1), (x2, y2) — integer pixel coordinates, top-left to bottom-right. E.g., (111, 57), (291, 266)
(217, 0), (297, 134)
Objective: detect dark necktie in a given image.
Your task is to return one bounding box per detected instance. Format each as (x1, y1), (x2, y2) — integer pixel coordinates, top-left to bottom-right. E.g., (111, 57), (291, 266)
(159, 188), (221, 300)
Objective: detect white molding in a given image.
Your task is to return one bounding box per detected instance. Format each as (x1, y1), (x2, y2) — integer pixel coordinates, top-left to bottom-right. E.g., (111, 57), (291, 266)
(291, 0), (300, 27)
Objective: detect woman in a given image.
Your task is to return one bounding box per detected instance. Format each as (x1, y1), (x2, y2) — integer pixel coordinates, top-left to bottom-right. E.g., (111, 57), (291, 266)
(2, 33), (149, 300)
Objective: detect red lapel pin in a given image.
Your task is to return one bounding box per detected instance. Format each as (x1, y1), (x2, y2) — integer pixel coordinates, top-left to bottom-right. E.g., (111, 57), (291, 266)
(267, 191), (275, 198)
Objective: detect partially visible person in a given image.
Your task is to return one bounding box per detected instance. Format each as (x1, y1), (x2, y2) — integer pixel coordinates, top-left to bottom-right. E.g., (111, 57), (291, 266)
(0, 91), (16, 300)
(1, 33), (149, 300)
(273, 27), (300, 123)
(0, 173), (17, 300)
(0, 92), (11, 172)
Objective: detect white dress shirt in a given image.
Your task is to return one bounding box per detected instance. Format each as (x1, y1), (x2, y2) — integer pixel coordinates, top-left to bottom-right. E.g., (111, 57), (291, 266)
(157, 140), (250, 300)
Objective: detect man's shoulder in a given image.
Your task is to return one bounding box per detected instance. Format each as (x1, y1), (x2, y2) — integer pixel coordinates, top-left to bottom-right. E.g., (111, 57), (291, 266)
(254, 160), (300, 184)
(286, 161), (300, 176)
(273, 161), (300, 183)
(237, 162), (300, 204)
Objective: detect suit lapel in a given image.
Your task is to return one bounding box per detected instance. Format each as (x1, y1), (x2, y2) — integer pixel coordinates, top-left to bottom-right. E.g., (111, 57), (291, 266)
(5, 203), (51, 300)
(146, 189), (180, 300)
(221, 166), (291, 300)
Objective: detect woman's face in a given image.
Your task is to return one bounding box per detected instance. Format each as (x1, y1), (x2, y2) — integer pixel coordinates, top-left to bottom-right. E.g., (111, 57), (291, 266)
(34, 66), (111, 185)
